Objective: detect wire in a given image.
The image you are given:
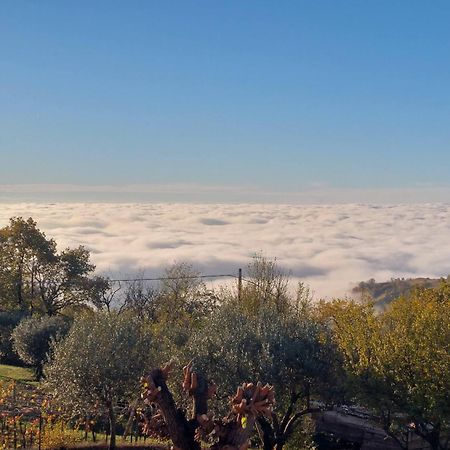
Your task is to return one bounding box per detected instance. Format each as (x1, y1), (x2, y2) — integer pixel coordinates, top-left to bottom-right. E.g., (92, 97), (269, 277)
(108, 274), (236, 283)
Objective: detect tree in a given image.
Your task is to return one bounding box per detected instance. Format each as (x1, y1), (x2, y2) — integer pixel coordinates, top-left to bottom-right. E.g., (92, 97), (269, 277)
(0, 217), (56, 310)
(119, 273), (158, 320)
(11, 315), (70, 378)
(88, 276), (122, 313)
(183, 301), (341, 450)
(315, 298), (381, 400)
(0, 217), (104, 315)
(239, 254), (291, 315)
(35, 246), (102, 315)
(141, 361), (275, 450)
(0, 310), (29, 365)
(318, 285), (450, 450)
(176, 255), (343, 450)
(376, 284), (450, 450)
(45, 311), (153, 450)
(156, 262), (217, 325)
(147, 262), (218, 357)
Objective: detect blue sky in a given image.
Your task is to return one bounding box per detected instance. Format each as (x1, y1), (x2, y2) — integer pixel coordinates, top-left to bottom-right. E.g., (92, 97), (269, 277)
(1, 1), (450, 202)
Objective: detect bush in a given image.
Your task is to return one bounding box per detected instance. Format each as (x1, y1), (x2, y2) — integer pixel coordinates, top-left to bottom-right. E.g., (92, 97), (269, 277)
(11, 315), (70, 378)
(0, 310), (29, 365)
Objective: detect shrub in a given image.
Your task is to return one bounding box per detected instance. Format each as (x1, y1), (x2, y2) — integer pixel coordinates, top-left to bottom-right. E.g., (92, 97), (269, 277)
(12, 315), (70, 378)
(0, 311), (29, 364)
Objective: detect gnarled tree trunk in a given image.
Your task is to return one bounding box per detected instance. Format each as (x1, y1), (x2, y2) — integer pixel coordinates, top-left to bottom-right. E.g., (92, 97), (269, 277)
(141, 362), (275, 450)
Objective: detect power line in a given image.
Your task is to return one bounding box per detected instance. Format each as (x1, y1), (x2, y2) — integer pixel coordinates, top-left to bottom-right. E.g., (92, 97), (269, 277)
(108, 273), (237, 283)
(52, 273), (280, 289)
(108, 274), (287, 301)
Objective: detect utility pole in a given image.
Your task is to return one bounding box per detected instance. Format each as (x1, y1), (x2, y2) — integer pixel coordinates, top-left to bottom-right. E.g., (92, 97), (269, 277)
(238, 268), (242, 302)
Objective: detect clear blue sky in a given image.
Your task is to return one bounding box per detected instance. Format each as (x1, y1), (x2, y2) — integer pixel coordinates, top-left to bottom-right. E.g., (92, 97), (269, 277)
(1, 1), (450, 201)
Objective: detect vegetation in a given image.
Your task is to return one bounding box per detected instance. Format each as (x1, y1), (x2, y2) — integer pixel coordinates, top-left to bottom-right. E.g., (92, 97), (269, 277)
(0, 310), (29, 364)
(0, 217), (105, 315)
(12, 315), (70, 379)
(0, 217), (448, 450)
(0, 363), (35, 382)
(141, 362), (275, 450)
(184, 302), (342, 450)
(45, 311), (153, 450)
(318, 282), (450, 450)
(352, 276), (447, 307)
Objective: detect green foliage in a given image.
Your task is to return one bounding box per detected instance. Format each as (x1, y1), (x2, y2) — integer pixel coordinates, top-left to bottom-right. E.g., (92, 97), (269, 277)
(378, 284), (450, 424)
(0, 310), (29, 364)
(0, 217), (56, 310)
(183, 302), (262, 399)
(11, 315), (70, 378)
(284, 416), (317, 450)
(187, 301), (339, 402)
(175, 256), (344, 449)
(182, 295), (342, 450)
(0, 217), (105, 315)
(156, 262), (218, 326)
(45, 311), (153, 449)
(141, 262), (218, 358)
(319, 283), (450, 448)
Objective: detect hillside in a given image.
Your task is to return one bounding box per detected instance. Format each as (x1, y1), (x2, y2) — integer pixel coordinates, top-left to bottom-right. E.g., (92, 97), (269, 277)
(352, 276), (449, 307)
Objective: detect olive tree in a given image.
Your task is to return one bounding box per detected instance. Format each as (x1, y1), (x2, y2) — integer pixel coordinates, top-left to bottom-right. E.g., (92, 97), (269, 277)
(141, 362), (275, 450)
(45, 311), (153, 450)
(11, 315), (70, 378)
(183, 302), (341, 450)
(0, 311), (29, 364)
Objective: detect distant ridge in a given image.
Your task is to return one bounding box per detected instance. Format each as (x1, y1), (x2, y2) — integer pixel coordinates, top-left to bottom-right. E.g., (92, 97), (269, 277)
(352, 276), (450, 307)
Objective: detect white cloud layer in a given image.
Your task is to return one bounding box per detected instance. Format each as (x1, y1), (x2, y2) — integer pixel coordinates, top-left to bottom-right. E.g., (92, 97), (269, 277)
(0, 202), (449, 298)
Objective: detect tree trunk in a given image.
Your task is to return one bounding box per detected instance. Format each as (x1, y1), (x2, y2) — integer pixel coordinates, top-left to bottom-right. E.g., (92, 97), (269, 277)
(17, 272), (24, 307)
(35, 363), (43, 381)
(150, 368), (200, 450)
(257, 417), (276, 450)
(214, 416), (257, 450)
(107, 401), (116, 450)
(142, 365), (275, 450)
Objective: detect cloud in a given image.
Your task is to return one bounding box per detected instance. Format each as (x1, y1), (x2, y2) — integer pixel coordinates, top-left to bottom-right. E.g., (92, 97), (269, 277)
(0, 202), (449, 298)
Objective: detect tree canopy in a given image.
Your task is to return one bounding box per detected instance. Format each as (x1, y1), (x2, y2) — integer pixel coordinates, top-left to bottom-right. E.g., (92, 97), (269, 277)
(45, 311), (153, 449)
(11, 314), (70, 378)
(0, 217), (105, 315)
(317, 282), (450, 450)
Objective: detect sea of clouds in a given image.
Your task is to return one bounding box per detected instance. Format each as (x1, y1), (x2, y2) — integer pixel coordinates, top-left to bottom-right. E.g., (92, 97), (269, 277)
(0, 202), (449, 298)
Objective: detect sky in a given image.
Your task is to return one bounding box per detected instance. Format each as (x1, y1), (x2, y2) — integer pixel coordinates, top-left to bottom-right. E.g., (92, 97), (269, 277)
(1, 1), (450, 202)
(1, 3), (449, 288)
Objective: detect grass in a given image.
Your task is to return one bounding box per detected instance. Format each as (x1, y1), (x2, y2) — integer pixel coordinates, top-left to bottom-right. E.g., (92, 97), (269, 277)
(0, 363), (35, 383)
